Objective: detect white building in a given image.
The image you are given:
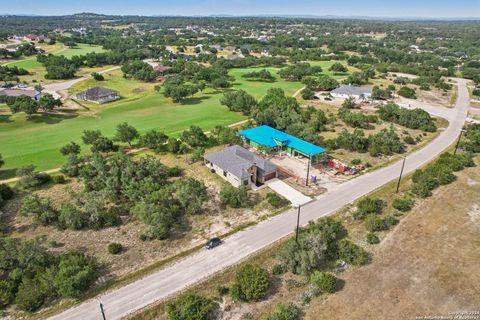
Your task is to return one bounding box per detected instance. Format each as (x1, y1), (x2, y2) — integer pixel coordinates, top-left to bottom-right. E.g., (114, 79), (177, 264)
(329, 85), (372, 101)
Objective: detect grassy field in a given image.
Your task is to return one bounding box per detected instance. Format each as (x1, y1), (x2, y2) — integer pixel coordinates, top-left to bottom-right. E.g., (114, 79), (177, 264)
(3, 44), (106, 84)
(0, 61), (348, 178)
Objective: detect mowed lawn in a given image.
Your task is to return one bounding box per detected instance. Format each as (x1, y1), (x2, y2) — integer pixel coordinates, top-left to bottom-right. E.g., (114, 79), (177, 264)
(0, 61), (349, 177)
(4, 44), (107, 84)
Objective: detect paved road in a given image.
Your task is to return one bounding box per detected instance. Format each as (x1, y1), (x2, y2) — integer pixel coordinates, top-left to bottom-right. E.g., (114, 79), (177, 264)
(43, 66), (121, 93)
(49, 79), (470, 320)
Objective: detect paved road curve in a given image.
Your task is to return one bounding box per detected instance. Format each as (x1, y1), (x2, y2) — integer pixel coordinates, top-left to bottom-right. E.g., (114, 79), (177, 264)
(49, 79), (470, 320)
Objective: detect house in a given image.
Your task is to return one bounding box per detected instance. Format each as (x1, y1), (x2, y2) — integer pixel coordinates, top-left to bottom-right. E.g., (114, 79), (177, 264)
(227, 53), (245, 60)
(0, 89), (41, 101)
(74, 87), (120, 104)
(204, 145), (278, 188)
(240, 125), (326, 160)
(329, 85), (372, 101)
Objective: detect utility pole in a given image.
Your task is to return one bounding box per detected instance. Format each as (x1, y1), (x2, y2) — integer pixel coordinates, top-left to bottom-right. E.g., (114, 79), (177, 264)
(98, 299), (106, 320)
(295, 204), (301, 243)
(396, 156), (406, 194)
(454, 128), (466, 155)
(305, 156), (311, 186)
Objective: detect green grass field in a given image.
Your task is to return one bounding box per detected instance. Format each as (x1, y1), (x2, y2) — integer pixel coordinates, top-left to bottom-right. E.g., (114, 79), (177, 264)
(0, 61), (349, 178)
(3, 44), (107, 84)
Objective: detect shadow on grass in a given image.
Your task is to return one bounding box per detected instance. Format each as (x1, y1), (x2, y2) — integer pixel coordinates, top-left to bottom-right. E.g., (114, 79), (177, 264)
(0, 114), (12, 123)
(180, 96), (211, 106)
(29, 113), (78, 124)
(0, 168), (17, 180)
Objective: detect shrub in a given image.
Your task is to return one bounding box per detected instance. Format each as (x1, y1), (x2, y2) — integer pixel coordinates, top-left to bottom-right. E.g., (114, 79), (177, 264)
(350, 159), (361, 165)
(366, 232), (380, 244)
(310, 271), (337, 294)
(271, 264), (286, 275)
(166, 293), (215, 320)
(266, 192), (289, 209)
(264, 303), (300, 320)
(353, 197), (384, 219)
(338, 239), (369, 265)
(231, 264), (270, 302)
(54, 252), (97, 298)
(20, 194), (57, 226)
(52, 174), (66, 184)
(404, 135), (416, 145)
(58, 203), (87, 230)
(383, 215), (399, 228)
(108, 243), (123, 255)
(16, 165), (51, 189)
(15, 277), (49, 312)
(220, 185), (249, 208)
(0, 184), (14, 202)
(364, 214), (386, 232)
(392, 197), (414, 212)
(397, 86), (417, 99)
(216, 285), (229, 296)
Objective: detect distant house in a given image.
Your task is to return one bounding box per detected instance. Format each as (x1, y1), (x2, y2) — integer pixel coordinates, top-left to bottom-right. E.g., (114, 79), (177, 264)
(329, 85), (372, 101)
(227, 53), (245, 60)
(204, 145), (278, 188)
(0, 89), (41, 101)
(74, 87), (120, 104)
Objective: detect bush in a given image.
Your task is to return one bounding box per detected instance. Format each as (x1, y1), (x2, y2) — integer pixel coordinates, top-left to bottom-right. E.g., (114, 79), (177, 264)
(383, 215), (399, 228)
(108, 242), (123, 255)
(20, 194), (58, 226)
(16, 165), (51, 189)
(310, 271), (337, 294)
(166, 293), (215, 320)
(54, 252), (97, 298)
(404, 135), (416, 145)
(231, 264), (270, 302)
(392, 197), (414, 212)
(271, 264), (286, 275)
(264, 303), (300, 320)
(216, 285), (229, 296)
(52, 174), (66, 184)
(266, 192), (289, 209)
(353, 197), (384, 219)
(366, 232), (380, 244)
(220, 185), (249, 208)
(15, 277), (49, 312)
(398, 86), (417, 99)
(338, 239), (369, 265)
(0, 184), (14, 202)
(364, 214), (386, 232)
(350, 158), (361, 165)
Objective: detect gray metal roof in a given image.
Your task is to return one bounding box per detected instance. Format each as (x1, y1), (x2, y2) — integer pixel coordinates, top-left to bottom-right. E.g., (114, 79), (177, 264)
(331, 85), (372, 96)
(0, 89), (39, 98)
(204, 145), (277, 180)
(77, 87), (118, 100)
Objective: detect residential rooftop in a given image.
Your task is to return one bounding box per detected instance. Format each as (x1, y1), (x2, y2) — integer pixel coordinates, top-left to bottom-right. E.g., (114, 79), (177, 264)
(240, 125), (327, 157)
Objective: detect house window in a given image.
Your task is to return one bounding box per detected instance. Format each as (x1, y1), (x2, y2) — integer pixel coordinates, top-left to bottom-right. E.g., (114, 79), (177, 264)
(223, 171), (227, 177)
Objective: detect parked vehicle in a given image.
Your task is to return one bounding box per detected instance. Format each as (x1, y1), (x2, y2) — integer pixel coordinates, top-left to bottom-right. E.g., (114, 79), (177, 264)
(205, 237), (222, 249)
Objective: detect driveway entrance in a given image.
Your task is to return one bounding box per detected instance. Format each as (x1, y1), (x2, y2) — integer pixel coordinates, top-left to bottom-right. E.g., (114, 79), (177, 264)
(265, 178), (312, 206)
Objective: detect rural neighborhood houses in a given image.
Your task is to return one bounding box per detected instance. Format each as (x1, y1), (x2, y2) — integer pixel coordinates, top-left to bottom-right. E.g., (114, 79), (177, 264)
(204, 145), (278, 188)
(74, 86), (120, 104)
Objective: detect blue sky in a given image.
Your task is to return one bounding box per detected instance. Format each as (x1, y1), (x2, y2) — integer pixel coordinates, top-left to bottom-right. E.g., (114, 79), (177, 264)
(1, 0), (479, 17)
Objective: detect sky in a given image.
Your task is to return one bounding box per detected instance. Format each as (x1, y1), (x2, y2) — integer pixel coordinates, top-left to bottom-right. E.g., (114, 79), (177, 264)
(0, 0), (479, 18)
